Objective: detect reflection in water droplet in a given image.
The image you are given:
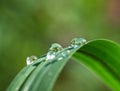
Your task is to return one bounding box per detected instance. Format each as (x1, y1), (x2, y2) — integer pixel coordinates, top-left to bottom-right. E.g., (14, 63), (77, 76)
(46, 43), (63, 60)
(26, 55), (38, 65)
(49, 43), (63, 52)
(67, 50), (71, 53)
(46, 51), (56, 60)
(70, 38), (86, 48)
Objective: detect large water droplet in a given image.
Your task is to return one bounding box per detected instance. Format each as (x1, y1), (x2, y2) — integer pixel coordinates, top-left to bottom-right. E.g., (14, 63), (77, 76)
(46, 43), (63, 60)
(26, 55), (38, 65)
(70, 38), (86, 48)
(49, 43), (63, 52)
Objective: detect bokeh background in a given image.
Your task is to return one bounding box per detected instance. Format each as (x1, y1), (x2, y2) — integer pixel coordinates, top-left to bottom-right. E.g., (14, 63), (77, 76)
(0, 0), (120, 90)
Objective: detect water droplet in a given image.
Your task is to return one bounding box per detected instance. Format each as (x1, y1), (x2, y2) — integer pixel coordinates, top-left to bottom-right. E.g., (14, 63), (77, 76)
(61, 52), (67, 58)
(49, 43), (63, 52)
(57, 53), (68, 61)
(58, 48), (71, 61)
(26, 55), (38, 65)
(70, 38), (86, 48)
(58, 57), (63, 61)
(46, 43), (63, 60)
(67, 50), (71, 53)
(46, 51), (56, 60)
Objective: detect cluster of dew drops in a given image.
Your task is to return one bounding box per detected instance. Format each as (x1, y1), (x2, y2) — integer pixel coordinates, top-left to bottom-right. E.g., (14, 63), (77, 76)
(26, 38), (87, 65)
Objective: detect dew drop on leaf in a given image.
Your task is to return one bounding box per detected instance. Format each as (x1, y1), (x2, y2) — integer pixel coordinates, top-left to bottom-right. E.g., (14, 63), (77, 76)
(58, 48), (71, 61)
(46, 43), (63, 60)
(58, 57), (63, 61)
(26, 55), (38, 65)
(70, 38), (87, 48)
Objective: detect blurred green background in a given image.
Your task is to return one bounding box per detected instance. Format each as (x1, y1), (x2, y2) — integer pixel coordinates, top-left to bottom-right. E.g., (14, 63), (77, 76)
(0, 0), (120, 90)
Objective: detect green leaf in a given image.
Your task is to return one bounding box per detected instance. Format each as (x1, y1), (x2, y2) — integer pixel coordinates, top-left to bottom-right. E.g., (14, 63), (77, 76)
(73, 39), (120, 91)
(7, 39), (120, 91)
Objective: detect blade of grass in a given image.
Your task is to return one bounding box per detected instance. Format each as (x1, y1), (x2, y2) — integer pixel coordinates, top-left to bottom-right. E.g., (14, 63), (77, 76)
(73, 39), (120, 91)
(7, 39), (120, 91)
(7, 58), (44, 91)
(7, 65), (36, 91)
(20, 47), (78, 91)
